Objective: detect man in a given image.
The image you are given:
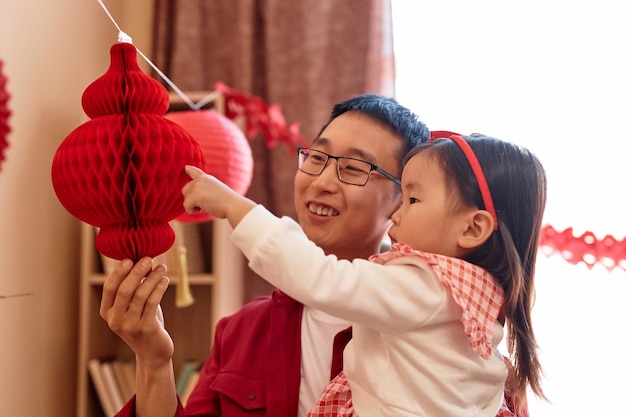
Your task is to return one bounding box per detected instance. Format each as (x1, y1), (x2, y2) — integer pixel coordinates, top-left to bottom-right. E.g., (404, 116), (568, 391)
(101, 94), (430, 417)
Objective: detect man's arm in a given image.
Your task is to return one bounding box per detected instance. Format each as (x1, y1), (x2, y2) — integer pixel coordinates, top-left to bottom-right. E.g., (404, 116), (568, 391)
(101, 259), (179, 417)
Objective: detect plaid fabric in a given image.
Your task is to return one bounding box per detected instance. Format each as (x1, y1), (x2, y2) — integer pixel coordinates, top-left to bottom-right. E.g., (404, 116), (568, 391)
(497, 399), (516, 417)
(369, 243), (504, 359)
(308, 371), (522, 417)
(306, 371), (355, 417)
(501, 357), (529, 417)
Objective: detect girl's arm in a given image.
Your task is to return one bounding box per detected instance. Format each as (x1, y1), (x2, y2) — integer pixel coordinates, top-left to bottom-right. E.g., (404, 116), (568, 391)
(182, 166), (448, 332)
(182, 165), (256, 229)
(232, 205), (448, 332)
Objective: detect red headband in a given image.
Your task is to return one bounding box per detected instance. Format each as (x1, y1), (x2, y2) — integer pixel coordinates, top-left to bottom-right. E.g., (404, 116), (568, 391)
(428, 131), (498, 230)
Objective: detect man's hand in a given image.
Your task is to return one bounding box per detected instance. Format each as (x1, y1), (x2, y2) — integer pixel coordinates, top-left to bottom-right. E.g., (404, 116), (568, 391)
(100, 258), (174, 368)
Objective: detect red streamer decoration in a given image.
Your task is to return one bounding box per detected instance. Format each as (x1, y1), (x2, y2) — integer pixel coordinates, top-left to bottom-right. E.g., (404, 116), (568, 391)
(0, 58), (10, 173)
(540, 225), (626, 272)
(51, 42), (205, 261)
(214, 82), (307, 152)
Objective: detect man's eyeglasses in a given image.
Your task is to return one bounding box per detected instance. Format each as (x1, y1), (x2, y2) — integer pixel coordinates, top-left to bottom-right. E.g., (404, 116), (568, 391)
(297, 148), (401, 186)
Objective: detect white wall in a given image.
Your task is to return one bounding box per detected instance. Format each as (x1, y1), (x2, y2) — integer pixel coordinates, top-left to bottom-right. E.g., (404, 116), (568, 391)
(0, 1), (152, 415)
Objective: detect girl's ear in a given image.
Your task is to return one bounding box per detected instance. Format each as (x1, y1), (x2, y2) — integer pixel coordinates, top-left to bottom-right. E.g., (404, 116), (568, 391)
(458, 209), (496, 249)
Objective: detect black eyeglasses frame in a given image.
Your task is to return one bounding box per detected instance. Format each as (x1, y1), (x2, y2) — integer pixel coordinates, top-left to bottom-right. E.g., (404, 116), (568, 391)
(297, 147), (401, 186)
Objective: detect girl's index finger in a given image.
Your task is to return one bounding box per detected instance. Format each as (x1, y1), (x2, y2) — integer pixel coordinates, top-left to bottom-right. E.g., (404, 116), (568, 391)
(185, 165), (204, 178)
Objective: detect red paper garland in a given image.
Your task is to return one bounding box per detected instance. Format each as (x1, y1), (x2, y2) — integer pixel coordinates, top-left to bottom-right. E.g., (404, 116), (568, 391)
(0, 58), (10, 173)
(540, 225), (626, 272)
(214, 82), (307, 152)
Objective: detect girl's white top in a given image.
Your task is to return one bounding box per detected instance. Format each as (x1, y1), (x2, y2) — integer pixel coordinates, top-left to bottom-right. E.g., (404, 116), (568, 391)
(232, 205), (508, 417)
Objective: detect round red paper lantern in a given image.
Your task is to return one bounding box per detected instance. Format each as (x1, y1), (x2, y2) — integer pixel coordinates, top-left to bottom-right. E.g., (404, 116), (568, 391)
(165, 109), (253, 222)
(0, 58), (10, 173)
(51, 42), (205, 261)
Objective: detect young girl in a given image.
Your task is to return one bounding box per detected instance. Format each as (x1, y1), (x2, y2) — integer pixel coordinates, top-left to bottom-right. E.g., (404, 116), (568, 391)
(181, 133), (547, 416)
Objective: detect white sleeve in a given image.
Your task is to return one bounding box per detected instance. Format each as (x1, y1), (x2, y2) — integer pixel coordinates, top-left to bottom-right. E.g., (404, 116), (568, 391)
(231, 205), (448, 333)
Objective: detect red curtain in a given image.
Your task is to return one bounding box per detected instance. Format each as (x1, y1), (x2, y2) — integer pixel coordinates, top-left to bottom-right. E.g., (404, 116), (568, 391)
(152, 0), (394, 299)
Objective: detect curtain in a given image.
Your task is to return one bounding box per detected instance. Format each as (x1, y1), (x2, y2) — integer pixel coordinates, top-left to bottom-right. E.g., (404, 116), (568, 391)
(152, 0), (394, 300)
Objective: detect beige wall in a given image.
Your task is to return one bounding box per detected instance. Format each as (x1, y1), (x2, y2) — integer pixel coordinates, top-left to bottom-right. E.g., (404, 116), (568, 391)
(0, 0), (152, 415)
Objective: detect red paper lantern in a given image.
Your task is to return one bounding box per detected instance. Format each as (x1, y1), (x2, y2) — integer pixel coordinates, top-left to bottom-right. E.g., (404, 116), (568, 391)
(165, 109), (253, 223)
(0, 58), (10, 173)
(51, 42), (205, 261)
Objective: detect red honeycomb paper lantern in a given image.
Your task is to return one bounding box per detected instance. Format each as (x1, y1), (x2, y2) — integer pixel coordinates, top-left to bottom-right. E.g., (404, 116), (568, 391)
(51, 42), (205, 261)
(0, 58), (10, 173)
(165, 109), (253, 223)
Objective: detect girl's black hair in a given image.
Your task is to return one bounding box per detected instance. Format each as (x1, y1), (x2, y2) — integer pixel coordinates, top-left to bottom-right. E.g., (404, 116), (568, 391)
(404, 134), (548, 407)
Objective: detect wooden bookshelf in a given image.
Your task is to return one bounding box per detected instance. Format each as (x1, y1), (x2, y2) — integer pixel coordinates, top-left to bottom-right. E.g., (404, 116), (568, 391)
(75, 218), (244, 417)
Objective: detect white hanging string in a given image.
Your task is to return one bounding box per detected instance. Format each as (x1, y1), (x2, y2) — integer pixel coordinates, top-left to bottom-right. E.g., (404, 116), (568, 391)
(96, 0), (210, 111)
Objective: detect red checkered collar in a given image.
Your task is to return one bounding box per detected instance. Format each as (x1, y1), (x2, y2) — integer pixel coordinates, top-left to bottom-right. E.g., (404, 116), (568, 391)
(369, 243), (504, 359)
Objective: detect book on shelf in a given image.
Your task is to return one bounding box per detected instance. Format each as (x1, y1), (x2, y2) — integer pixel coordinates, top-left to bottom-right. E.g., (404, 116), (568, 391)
(87, 358), (117, 417)
(121, 360), (136, 398)
(175, 360), (202, 396)
(90, 357), (201, 414)
(180, 369), (201, 406)
(88, 358), (136, 417)
(111, 359), (135, 402)
(176, 360), (202, 406)
(101, 361), (126, 413)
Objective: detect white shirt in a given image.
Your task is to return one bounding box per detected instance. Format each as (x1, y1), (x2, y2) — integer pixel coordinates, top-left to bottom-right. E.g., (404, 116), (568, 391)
(298, 306), (350, 417)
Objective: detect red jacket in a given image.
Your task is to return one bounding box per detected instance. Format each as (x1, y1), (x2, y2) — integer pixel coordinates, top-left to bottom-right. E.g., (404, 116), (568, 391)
(116, 289), (350, 417)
